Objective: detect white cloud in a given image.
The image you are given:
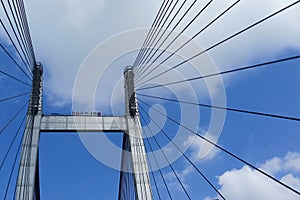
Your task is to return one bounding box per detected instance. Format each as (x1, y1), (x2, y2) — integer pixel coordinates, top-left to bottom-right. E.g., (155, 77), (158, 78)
(24, 0), (162, 108)
(260, 156), (283, 175)
(206, 152), (300, 200)
(185, 132), (221, 162)
(260, 152), (300, 175)
(164, 165), (193, 192)
(64, 0), (105, 30)
(216, 166), (300, 200)
(21, 0), (300, 109)
(10, 3), (297, 163)
(284, 152), (300, 172)
(281, 174), (300, 191)
(189, 0), (300, 66)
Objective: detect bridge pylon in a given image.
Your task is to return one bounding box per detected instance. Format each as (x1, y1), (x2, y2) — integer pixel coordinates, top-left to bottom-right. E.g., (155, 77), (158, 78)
(119, 66), (153, 199)
(15, 63), (43, 200)
(15, 65), (153, 199)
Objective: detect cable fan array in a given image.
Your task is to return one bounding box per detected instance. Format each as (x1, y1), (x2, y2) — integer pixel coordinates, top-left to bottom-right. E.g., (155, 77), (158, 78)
(0, 0), (36, 199)
(131, 0), (300, 199)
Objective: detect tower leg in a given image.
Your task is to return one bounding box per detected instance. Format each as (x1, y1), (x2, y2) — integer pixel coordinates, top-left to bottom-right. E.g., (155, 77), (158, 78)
(15, 114), (42, 200)
(15, 64), (43, 200)
(127, 116), (153, 200)
(121, 66), (153, 199)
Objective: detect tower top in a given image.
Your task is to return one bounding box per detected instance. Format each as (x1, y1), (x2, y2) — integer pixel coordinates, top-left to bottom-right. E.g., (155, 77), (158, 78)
(124, 66), (133, 74)
(31, 63), (43, 115)
(124, 66), (137, 117)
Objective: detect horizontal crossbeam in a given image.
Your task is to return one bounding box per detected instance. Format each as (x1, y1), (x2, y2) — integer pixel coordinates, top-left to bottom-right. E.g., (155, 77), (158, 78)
(40, 115), (127, 132)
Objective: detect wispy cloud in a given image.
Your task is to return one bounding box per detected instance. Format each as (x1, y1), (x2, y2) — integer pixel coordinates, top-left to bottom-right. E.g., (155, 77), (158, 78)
(164, 165), (194, 192)
(24, 0), (300, 109)
(184, 131), (221, 162)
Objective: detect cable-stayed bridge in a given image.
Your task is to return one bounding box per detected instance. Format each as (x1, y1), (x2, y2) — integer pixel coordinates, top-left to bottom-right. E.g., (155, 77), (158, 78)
(1, 0), (300, 199)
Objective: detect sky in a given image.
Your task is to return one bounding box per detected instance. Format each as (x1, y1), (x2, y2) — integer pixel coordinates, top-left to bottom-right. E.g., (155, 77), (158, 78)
(1, 0), (300, 199)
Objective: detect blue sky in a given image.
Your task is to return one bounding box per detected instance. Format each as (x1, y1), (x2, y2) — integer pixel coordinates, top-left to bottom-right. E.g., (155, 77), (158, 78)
(1, 1), (300, 199)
